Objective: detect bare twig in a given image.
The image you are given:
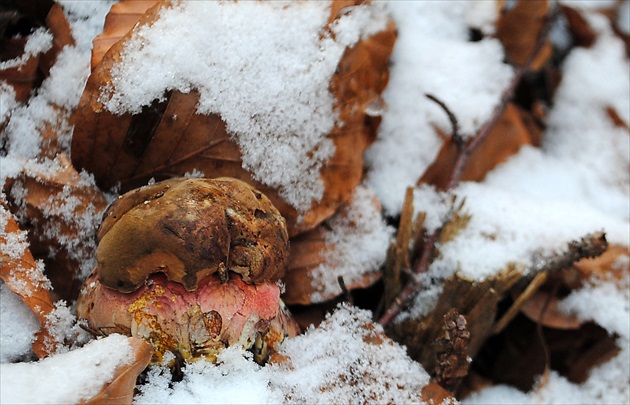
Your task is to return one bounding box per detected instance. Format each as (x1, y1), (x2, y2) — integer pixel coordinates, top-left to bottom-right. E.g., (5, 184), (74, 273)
(337, 276), (353, 306)
(492, 231), (608, 334)
(378, 7), (556, 328)
(425, 93), (462, 148)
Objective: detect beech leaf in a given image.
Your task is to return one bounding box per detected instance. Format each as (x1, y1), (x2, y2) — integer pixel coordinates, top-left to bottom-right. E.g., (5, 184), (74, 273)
(4, 154), (108, 301)
(0, 200), (57, 358)
(71, 0), (396, 236)
(81, 337), (152, 405)
(496, 0), (552, 69)
(90, 0), (158, 70)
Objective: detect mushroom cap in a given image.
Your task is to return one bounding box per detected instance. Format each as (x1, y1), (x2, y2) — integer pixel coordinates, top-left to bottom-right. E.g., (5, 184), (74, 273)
(97, 177), (289, 292)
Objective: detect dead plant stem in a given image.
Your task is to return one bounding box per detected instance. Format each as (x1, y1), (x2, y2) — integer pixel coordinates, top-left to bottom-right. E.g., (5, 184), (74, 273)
(378, 8), (555, 328)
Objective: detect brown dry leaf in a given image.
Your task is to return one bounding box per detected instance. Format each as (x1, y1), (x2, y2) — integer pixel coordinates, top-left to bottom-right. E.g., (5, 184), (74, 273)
(421, 381), (455, 405)
(518, 289), (582, 330)
(0, 36), (41, 103)
(571, 244), (629, 285)
(81, 337), (153, 405)
(605, 106), (630, 130)
(496, 0), (552, 69)
(71, 0), (396, 236)
(420, 103), (538, 189)
(0, 200), (57, 357)
(560, 5), (597, 48)
(90, 0), (158, 70)
(39, 3), (75, 75)
(0, 2), (74, 102)
(4, 154), (108, 301)
(282, 185), (386, 305)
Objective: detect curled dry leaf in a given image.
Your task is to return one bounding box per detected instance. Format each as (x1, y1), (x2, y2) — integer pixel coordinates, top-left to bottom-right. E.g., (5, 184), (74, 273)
(0, 200), (56, 357)
(71, 0), (396, 236)
(560, 5), (597, 48)
(81, 337), (152, 405)
(496, 0), (552, 69)
(420, 103), (539, 189)
(4, 154), (108, 301)
(90, 0), (158, 70)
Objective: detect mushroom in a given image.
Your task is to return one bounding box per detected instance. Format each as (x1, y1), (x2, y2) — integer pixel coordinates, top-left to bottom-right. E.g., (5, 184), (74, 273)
(76, 177), (298, 363)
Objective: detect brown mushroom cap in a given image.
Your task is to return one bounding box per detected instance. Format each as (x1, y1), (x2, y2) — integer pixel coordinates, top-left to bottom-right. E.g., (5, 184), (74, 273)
(96, 177), (289, 292)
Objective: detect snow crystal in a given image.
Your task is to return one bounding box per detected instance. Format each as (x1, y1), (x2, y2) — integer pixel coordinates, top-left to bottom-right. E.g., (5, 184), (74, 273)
(42, 301), (91, 355)
(0, 202), (51, 295)
(99, 1), (388, 212)
(0, 83), (18, 126)
(309, 185), (394, 302)
(0, 282), (39, 363)
(0, 334), (133, 404)
(0, 28), (52, 70)
(136, 347), (284, 405)
(58, 0), (115, 51)
(412, 184), (453, 233)
(559, 275), (630, 339)
(272, 304), (430, 404)
(365, 1), (513, 215)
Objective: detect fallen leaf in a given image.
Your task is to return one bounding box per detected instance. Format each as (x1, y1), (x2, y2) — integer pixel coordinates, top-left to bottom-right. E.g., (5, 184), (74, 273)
(560, 5), (597, 49)
(71, 0), (396, 236)
(421, 381), (455, 405)
(0, 199), (57, 357)
(518, 289), (582, 330)
(420, 103), (538, 189)
(90, 0), (158, 70)
(283, 185), (388, 305)
(81, 337), (152, 405)
(496, 0), (552, 69)
(0, 2), (74, 102)
(4, 154), (108, 301)
(39, 3), (75, 75)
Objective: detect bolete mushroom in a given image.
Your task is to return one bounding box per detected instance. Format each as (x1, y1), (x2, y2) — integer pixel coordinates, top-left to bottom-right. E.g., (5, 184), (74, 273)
(76, 177), (298, 363)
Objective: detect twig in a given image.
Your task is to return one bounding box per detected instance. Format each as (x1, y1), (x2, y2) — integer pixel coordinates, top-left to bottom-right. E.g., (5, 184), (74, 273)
(337, 276), (353, 306)
(425, 94), (462, 148)
(492, 231), (608, 335)
(378, 8), (555, 328)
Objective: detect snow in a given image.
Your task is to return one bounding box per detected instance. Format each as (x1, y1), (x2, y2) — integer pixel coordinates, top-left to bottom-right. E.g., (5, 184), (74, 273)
(0, 282), (39, 363)
(100, 1), (388, 212)
(137, 304), (430, 404)
(309, 184), (394, 302)
(272, 304), (430, 404)
(365, 1), (512, 215)
(0, 28), (52, 70)
(0, 202), (51, 295)
(0, 334), (134, 404)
